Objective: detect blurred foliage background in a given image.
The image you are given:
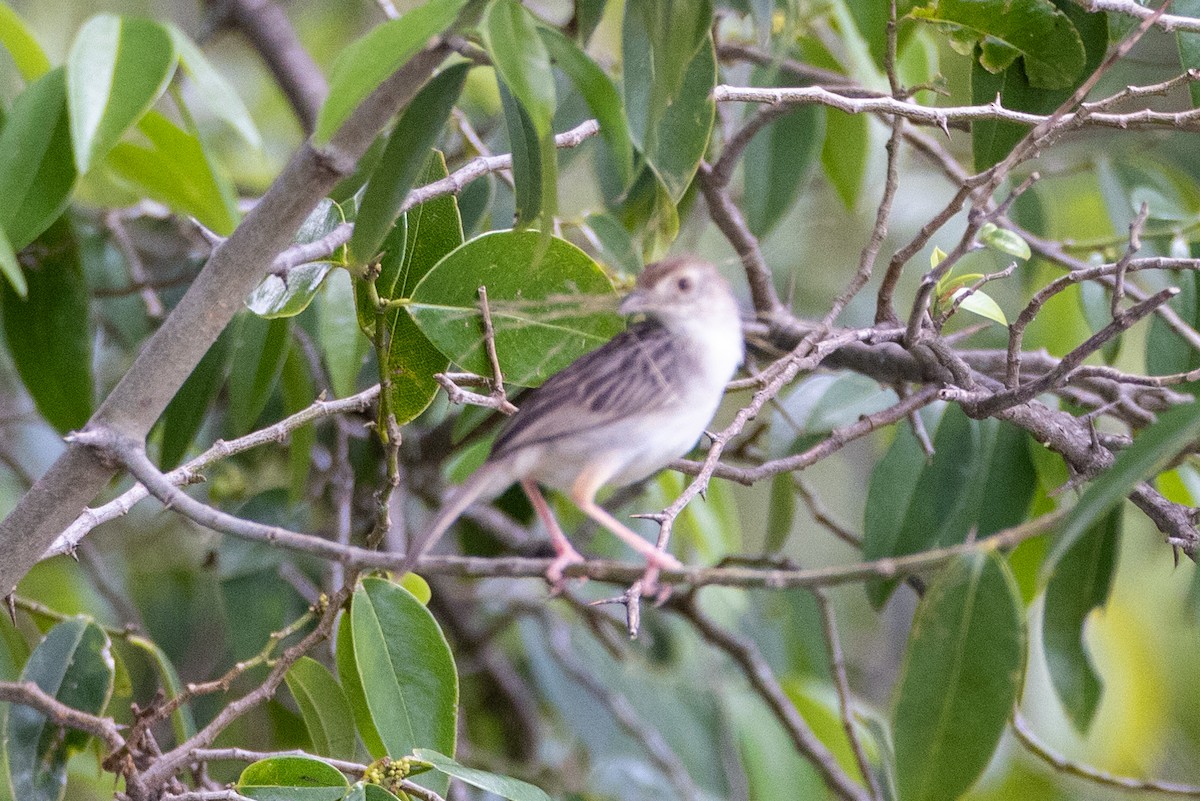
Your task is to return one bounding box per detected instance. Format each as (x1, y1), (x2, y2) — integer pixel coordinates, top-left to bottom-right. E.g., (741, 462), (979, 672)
(2, 1), (1200, 800)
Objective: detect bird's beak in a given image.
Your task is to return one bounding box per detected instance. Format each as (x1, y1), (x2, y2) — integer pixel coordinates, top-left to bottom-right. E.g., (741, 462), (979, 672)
(618, 289), (648, 317)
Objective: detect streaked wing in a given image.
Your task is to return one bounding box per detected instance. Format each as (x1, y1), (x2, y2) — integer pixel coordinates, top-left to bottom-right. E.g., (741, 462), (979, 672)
(490, 320), (692, 459)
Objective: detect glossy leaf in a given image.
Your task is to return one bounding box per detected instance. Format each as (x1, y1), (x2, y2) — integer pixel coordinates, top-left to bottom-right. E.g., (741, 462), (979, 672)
(951, 287), (1008, 325)
(127, 635), (196, 745)
(348, 577), (458, 795)
(168, 23), (261, 149)
(0, 68), (77, 250)
(66, 14), (177, 173)
(623, 0), (713, 160)
(821, 109), (869, 211)
(415, 749), (552, 801)
(335, 612), (388, 759)
(1, 218), (93, 433)
(978, 222), (1031, 260)
(484, 0), (555, 137)
(362, 153), (461, 425)
(1043, 509), (1120, 734)
(892, 552), (1025, 801)
(969, 0), (1106, 170)
(745, 67), (825, 238)
(497, 81), (545, 227)
(408, 230), (622, 387)
(538, 26), (634, 187)
(0, 2), (49, 81)
(350, 64), (468, 266)
(485, 0), (557, 228)
(5, 618), (115, 801)
(236, 755), (348, 801)
(910, 0), (1085, 88)
(248, 200), (346, 318)
(226, 314), (292, 436)
(632, 34), (716, 201)
(107, 111), (240, 235)
(318, 268), (369, 399)
(285, 657), (357, 761)
(158, 325), (233, 469)
(1051, 400), (1200, 570)
(315, 0), (467, 144)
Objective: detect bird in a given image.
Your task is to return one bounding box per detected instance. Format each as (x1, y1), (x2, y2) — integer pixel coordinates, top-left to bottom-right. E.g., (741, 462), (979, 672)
(399, 254), (745, 591)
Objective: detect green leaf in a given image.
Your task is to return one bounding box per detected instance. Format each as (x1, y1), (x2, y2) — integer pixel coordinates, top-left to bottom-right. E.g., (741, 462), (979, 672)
(106, 110), (240, 235)
(415, 749), (552, 801)
(745, 67), (825, 238)
(126, 635), (196, 746)
(497, 80), (545, 227)
(236, 755), (348, 801)
(484, 0), (555, 138)
(910, 0), (1085, 88)
(582, 213), (641, 275)
(335, 612), (388, 759)
(285, 657), (358, 761)
(408, 230), (621, 387)
(625, 29), (716, 201)
(348, 577), (458, 796)
(951, 287), (1008, 325)
(0, 68), (77, 250)
(281, 343), (316, 504)
(978, 221), (1031, 260)
(485, 0), (558, 229)
(315, 0), (466, 144)
(167, 23), (262, 149)
(1, 218), (93, 433)
(969, 0), (1106, 170)
(864, 408), (1035, 607)
(319, 268), (369, 399)
(0, 224), (24, 298)
(344, 782), (404, 801)
(66, 14), (177, 173)
(226, 314), (292, 436)
(0, 2), (50, 81)
(892, 553), (1025, 801)
(248, 200), (346, 318)
(350, 63), (468, 266)
(360, 153), (461, 425)
(821, 109), (869, 211)
(5, 618), (115, 801)
(765, 473), (796, 553)
(623, 0), (713, 161)
(1051, 400), (1200, 570)
(538, 26), (634, 187)
(1043, 509), (1119, 734)
(158, 324), (234, 469)
(1176, 0), (1200, 107)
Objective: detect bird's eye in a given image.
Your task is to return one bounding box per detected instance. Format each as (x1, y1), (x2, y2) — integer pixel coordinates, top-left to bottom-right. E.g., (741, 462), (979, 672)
(676, 276), (693, 292)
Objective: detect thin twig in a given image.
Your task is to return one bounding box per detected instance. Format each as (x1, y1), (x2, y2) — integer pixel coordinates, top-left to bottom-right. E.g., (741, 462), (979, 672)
(1012, 712), (1200, 796)
(813, 589), (882, 801)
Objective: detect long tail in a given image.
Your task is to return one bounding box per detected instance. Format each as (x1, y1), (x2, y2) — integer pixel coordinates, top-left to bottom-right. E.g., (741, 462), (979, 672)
(398, 462), (510, 575)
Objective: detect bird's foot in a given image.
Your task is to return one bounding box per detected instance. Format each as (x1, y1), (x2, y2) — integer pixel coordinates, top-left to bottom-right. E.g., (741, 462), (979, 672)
(545, 547), (587, 594)
(638, 549), (682, 600)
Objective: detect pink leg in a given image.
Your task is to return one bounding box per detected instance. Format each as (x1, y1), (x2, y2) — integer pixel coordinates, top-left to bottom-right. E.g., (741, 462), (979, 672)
(570, 470), (681, 594)
(521, 480), (584, 587)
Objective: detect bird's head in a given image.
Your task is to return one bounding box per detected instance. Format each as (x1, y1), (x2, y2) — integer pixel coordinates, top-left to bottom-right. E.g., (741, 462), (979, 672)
(618, 256), (740, 332)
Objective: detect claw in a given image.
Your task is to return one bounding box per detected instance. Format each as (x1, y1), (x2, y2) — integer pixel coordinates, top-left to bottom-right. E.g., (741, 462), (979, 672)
(637, 549), (682, 598)
(545, 548), (586, 594)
